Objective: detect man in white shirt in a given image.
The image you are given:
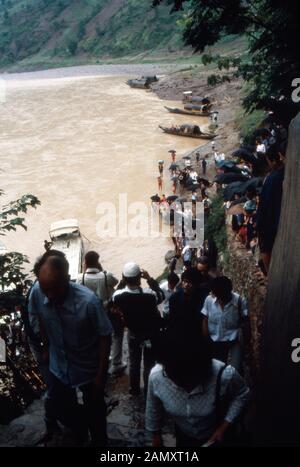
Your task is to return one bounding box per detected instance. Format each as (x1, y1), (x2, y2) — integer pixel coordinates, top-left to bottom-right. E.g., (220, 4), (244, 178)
(159, 272), (180, 319)
(201, 276), (248, 372)
(77, 251), (125, 375)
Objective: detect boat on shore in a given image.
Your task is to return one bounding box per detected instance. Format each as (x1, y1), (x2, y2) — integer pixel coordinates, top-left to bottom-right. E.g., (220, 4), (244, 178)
(164, 104), (212, 117)
(159, 124), (216, 140)
(182, 91), (211, 105)
(127, 75), (158, 89)
(49, 219), (84, 281)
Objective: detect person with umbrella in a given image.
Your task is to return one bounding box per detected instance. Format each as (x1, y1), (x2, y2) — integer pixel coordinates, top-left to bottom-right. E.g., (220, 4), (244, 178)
(169, 150), (176, 163)
(158, 160), (164, 177)
(157, 175), (163, 192)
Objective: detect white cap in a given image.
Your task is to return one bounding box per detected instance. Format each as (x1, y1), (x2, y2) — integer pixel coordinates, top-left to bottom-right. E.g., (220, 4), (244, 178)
(123, 262), (141, 278)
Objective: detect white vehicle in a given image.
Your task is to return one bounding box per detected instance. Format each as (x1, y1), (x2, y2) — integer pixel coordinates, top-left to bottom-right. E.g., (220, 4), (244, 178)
(0, 241), (7, 255)
(49, 219), (84, 281)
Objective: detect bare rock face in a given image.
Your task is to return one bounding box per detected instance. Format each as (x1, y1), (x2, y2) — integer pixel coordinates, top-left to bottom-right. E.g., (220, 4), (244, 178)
(258, 112), (300, 445)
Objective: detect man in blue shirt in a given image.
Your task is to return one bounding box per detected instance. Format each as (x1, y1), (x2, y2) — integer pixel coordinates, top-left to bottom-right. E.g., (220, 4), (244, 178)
(29, 251), (113, 446)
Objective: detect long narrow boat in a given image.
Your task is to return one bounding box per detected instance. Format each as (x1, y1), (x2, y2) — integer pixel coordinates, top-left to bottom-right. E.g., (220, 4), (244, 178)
(159, 124), (216, 140)
(164, 106), (212, 117)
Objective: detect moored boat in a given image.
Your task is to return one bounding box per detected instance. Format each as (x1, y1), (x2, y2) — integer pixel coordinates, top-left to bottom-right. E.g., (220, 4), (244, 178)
(159, 124), (216, 140)
(49, 219), (84, 281)
(164, 104), (212, 117)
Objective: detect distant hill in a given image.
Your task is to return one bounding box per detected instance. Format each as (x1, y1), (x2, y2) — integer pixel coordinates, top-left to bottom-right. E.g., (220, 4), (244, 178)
(0, 0), (187, 70)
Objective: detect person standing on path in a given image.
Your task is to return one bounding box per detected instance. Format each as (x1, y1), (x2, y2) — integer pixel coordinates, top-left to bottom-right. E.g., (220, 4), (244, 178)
(77, 251), (126, 376)
(29, 252), (113, 446)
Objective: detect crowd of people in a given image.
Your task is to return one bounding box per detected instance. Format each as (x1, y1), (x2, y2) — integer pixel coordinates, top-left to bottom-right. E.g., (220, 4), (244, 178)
(218, 113), (287, 275)
(23, 247), (250, 447)
(1, 112), (288, 448)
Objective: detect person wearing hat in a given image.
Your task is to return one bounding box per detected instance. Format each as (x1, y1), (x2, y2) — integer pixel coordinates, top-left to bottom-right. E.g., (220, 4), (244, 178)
(112, 263), (164, 396)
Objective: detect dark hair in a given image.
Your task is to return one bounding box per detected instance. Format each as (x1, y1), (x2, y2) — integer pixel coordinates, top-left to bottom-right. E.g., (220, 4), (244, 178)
(84, 250), (100, 268)
(196, 256), (210, 266)
(167, 272), (179, 287)
(266, 145), (282, 163)
(181, 268), (200, 287)
(34, 249), (68, 277)
(158, 329), (212, 388)
(211, 276), (233, 301)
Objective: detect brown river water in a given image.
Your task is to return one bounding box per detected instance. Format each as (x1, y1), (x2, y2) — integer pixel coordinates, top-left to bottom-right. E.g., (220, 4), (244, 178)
(0, 66), (208, 279)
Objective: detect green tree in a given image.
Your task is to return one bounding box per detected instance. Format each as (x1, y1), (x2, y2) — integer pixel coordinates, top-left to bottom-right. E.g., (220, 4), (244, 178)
(0, 191), (40, 314)
(154, 0), (300, 126)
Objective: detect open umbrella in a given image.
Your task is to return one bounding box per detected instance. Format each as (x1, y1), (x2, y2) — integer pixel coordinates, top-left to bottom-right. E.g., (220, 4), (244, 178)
(158, 160), (164, 164)
(232, 149), (257, 165)
(182, 155), (191, 160)
(167, 195), (178, 202)
(197, 177), (210, 187)
(216, 160), (236, 170)
(215, 172), (249, 185)
(169, 163), (179, 171)
(186, 184), (200, 191)
(253, 128), (270, 139)
(168, 149), (177, 153)
(223, 177), (263, 201)
(151, 195), (161, 202)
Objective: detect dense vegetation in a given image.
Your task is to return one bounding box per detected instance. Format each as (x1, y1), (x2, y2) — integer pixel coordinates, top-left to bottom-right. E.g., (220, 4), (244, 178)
(0, 0), (185, 69)
(155, 0), (300, 126)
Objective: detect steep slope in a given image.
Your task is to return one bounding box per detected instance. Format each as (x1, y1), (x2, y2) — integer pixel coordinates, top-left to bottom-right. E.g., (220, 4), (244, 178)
(0, 0), (185, 69)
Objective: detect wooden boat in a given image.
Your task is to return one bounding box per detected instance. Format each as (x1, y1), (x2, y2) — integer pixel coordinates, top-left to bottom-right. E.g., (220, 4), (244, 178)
(141, 75), (158, 84)
(159, 124), (216, 140)
(49, 219), (84, 281)
(182, 91), (211, 105)
(127, 75), (158, 89)
(164, 104), (212, 117)
(126, 78), (150, 89)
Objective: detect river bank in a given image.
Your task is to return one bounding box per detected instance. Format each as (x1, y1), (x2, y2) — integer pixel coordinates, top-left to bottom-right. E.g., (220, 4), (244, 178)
(0, 64), (260, 447)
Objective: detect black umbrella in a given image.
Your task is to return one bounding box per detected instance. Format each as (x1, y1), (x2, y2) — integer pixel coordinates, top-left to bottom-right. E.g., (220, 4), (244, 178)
(186, 183), (200, 191)
(168, 149), (177, 153)
(151, 195), (161, 202)
(169, 163), (179, 170)
(197, 177), (210, 187)
(215, 172), (249, 185)
(167, 195), (178, 202)
(223, 182), (245, 201)
(253, 128), (270, 139)
(223, 177), (263, 201)
(182, 155), (191, 160)
(232, 149), (258, 165)
(241, 177), (263, 192)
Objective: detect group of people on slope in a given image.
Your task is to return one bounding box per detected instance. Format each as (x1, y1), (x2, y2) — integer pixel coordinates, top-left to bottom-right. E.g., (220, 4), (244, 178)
(26, 246), (250, 447)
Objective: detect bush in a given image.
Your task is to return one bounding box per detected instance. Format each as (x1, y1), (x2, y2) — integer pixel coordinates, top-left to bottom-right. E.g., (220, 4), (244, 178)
(205, 194), (227, 257)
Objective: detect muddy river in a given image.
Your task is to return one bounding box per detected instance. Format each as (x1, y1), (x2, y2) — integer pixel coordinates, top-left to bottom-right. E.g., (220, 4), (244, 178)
(0, 65), (208, 278)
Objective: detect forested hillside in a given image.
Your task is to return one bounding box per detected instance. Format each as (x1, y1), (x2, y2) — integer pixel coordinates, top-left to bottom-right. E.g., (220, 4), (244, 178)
(0, 0), (187, 69)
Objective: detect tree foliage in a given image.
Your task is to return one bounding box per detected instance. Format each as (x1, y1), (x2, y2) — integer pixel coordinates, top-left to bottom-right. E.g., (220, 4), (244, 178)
(0, 192), (40, 313)
(154, 0), (300, 125)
